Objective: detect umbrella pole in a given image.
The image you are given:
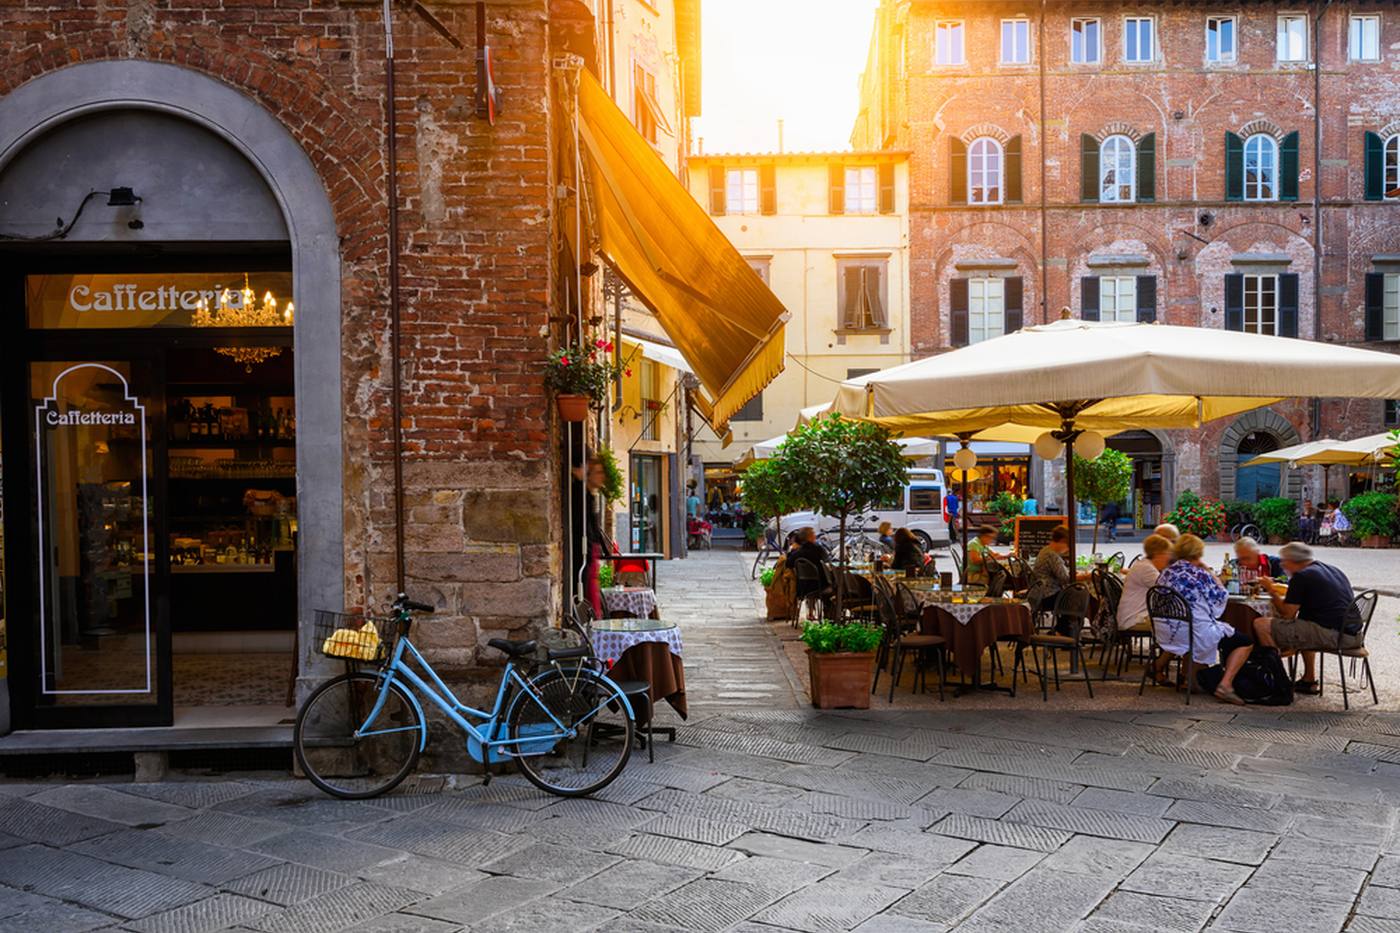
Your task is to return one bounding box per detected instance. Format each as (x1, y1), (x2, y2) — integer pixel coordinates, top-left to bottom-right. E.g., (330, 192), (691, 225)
(961, 470), (969, 580)
(1065, 438), (1077, 569)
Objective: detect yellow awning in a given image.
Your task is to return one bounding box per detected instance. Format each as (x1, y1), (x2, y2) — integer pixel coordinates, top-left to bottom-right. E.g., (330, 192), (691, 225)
(570, 69), (788, 430)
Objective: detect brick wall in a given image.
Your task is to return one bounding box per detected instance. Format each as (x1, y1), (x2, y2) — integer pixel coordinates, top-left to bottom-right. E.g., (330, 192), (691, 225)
(860, 0), (1400, 506)
(0, 0), (567, 719)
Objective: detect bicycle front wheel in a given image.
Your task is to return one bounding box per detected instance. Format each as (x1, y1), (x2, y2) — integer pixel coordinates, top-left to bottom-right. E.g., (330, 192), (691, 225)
(509, 668), (633, 797)
(294, 671), (422, 799)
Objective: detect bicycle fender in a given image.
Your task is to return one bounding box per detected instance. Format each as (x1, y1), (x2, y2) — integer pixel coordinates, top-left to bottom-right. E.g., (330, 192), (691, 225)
(384, 675), (430, 752)
(516, 667), (635, 723)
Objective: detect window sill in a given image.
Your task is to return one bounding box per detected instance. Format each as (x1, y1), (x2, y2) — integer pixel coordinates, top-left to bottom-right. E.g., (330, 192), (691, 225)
(835, 327), (893, 337)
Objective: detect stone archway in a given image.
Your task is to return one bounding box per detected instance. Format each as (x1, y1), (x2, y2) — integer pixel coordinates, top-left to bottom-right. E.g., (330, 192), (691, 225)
(0, 60), (344, 657)
(1218, 409), (1303, 501)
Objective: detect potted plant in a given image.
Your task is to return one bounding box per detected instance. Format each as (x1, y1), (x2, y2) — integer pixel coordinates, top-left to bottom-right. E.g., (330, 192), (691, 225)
(544, 339), (616, 421)
(1341, 491), (1398, 548)
(741, 456), (802, 551)
(1164, 490), (1227, 540)
(801, 619), (884, 709)
(1253, 497), (1298, 544)
(988, 491), (1025, 544)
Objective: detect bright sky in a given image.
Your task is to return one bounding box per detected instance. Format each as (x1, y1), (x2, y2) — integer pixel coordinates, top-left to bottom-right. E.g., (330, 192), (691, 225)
(693, 0), (880, 155)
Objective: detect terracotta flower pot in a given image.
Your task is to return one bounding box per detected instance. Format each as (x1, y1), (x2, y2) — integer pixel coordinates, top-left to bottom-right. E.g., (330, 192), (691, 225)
(807, 649), (876, 710)
(555, 393), (591, 422)
(1363, 534), (1391, 549)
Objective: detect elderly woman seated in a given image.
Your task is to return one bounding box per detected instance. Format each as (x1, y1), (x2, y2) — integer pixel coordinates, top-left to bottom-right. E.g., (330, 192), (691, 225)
(1117, 534), (1172, 632)
(1151, 533), (1248, 689)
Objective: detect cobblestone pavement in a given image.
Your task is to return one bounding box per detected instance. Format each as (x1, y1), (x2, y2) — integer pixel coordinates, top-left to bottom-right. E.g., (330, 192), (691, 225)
(2, 550), (1400, 932)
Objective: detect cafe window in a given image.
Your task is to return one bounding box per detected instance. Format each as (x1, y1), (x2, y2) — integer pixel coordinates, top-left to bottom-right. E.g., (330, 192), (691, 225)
(942, 455), (1029, 514)
(1071, 18), (1100, 64)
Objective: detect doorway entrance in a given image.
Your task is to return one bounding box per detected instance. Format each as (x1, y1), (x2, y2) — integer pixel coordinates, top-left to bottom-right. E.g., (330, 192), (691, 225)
(1235, 430), (1282, 502)
(1, 260), (296, 729)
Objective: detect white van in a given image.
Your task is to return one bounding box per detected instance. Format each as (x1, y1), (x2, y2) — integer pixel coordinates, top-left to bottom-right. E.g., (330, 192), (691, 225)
(775, 468), (950, 550)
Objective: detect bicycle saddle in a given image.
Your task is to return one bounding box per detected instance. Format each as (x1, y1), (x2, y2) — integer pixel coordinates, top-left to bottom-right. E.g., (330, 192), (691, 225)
(488, 638), (537, 658)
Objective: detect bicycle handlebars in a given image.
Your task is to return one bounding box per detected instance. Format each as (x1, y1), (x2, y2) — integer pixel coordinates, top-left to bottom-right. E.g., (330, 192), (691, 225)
(394, 594), (435, 614)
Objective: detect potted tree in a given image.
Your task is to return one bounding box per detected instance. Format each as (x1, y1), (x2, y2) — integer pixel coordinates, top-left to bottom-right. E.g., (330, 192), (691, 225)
(1253, 497), (1299, 545)
(801, 619), (884, 709)
(774, 413), (909, 618)
(742, 456), (801, 550)
(543, 339), (616, 421)
(1341, 492), (1398, 548)
(1073, 448), (1133, 552)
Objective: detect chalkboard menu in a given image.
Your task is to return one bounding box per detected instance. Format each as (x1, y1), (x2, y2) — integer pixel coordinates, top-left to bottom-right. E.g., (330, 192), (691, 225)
(1014, 516), (1067, 562)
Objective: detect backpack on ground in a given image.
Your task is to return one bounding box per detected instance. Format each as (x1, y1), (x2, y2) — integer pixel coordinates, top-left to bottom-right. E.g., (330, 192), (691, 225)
(1194, 646), (1293, 706)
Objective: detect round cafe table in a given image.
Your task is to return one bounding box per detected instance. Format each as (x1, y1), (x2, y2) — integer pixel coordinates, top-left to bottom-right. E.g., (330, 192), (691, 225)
(601, 586), (660, 620)
(918, 598), (1033, 694)
(1221, 595), (1274, 630)
(592, 617), (687, 719)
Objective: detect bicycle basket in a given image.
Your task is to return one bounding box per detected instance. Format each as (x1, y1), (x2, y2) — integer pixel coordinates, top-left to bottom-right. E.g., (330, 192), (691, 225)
(314, 610), (393, 662)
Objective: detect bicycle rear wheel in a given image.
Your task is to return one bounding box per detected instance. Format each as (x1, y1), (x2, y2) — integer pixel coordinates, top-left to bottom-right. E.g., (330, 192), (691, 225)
(294, 672), (422, 799)
(509, 668), (633, 797)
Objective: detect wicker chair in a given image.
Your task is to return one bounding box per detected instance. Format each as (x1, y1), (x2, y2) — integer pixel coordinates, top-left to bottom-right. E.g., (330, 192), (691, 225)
(1141, 585), (1195, 705)
(1014, 583), (1095, 701)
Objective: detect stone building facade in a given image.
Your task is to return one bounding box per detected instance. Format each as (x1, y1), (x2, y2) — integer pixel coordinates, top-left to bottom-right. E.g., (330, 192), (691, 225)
(0, 0), (591, 738)
(854, 0), (1400, 518)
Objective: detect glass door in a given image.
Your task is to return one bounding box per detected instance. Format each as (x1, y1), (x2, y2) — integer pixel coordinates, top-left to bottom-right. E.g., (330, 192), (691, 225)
(26, 359), (170, 725)
(630, 454), (663, 553)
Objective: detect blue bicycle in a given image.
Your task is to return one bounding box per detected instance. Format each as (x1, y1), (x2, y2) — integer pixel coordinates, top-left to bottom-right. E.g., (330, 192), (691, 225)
(294, 594), (634, 799)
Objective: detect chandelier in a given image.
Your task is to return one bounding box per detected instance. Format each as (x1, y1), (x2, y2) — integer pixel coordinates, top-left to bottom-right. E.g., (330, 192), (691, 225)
(193, 274), (295, 371)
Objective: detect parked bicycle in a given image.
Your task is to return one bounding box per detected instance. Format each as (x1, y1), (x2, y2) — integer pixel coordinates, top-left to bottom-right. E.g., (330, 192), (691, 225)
(1230, 522), (1262, 542)
(294, 594), (634, 799)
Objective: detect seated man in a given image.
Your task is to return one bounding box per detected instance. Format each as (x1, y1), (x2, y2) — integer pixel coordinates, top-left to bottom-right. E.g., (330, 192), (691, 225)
(1217, 541), (1360, 699)
(889, 528), (927, 576)
(1232, 536), (1281, 582)
(1117, 534), (1172, 631)
(966, 524), (1008, 590)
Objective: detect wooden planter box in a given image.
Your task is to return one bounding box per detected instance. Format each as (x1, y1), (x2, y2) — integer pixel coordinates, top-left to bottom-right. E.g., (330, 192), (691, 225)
(1362, 534), (1392, 549)
(808, 649), (876, 710)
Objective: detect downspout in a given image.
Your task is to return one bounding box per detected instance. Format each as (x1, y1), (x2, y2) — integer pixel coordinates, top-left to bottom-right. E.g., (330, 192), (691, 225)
(1038, 0), (1049, 324)
(1310, 0), (1330, 439)
(383, 0), (407, 591)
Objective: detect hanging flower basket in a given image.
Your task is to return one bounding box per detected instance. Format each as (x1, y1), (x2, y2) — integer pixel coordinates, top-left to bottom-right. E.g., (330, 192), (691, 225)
(556, 394), (591, 422)
(543, 340), (616, 422)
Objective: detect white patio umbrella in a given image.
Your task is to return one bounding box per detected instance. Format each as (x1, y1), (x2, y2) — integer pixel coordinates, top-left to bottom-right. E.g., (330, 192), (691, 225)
(735, 432), (942, 468)
(830, 318), (1400, 564)
(1243, 433), (1398, 499)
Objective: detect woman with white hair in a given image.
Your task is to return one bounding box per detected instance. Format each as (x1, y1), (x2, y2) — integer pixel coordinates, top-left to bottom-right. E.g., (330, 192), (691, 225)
(1153, 523), (1180, 542)
(1154, 534), (1239, 693)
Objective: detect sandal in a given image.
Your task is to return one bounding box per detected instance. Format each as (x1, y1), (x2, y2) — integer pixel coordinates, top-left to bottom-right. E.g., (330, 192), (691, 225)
(1215, 686), (1246, 706)
(1294, 679), (1321, 696)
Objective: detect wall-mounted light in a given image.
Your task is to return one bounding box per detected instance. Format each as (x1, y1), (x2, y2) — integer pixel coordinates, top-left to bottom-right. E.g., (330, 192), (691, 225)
(106, 187), (140, 207)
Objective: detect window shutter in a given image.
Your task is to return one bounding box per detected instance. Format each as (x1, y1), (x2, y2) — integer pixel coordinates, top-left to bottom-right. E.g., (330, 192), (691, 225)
(950, 138), (968, 204)
(1280, 131), (1300, 201)
(1225, 132), (1244, 202)
(1364, 132), (1385, 201)
(708, 165), (726, 215)
(759, 164), (776, 215)
(878, 163), (896, 214)
(867, 267), (888, 327)
(841, 265), (863, 329)
(828, 164), (845, 214)
(1224, 273), (1244, 331)
(950, 278), (969, 346)
(1278, 273), (1299, 337)
(1081, 276), (1101, 320)
(1004, 276), (1024, 333)
(1137, 133), (1156, 202)
(1005, 135), (1023, 203)
(1365, 272), (1385, 341)
(1080, 134), (1100, 203)
(1136, 274), (1157, 322)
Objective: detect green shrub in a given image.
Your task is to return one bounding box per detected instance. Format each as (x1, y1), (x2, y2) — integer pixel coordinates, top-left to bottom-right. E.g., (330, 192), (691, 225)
(1222, 499), (1257, 528)
(597, 562), (614, 590)
(800, 620), (884, 654)
(760, 567), (776, 589)
(1253, 497), (1298, 540)
(1341, 492), (1399, 538)
(1165, 490), (1227, 539)
(988, 492), (1025, 541)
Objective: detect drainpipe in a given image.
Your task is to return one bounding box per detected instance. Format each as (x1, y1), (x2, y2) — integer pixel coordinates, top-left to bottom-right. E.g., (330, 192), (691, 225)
(1310, 0), (1330, 440)
(1038, 0), (1049, 324)
(383, 0), (408, 592)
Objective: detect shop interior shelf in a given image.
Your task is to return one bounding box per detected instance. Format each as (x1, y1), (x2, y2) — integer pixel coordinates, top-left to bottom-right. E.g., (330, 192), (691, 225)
(167, 439), (296, 450)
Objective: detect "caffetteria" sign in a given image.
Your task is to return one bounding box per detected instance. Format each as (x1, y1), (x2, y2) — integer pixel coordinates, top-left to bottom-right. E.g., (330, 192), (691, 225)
(26, 271), (293, 329)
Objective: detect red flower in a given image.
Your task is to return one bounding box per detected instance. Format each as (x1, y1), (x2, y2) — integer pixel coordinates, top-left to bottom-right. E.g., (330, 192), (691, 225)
(604, 341), (614, 352)
(595, 338), (607, 348)
(625, 368), (632, 377)
(560, 357), (570, 366)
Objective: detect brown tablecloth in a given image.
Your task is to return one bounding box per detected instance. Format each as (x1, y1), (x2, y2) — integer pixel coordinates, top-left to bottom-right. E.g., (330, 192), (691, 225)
(921, 603), (1033, 675)
(1221, 597), (1272, 631)
(609, 643), (688, 719)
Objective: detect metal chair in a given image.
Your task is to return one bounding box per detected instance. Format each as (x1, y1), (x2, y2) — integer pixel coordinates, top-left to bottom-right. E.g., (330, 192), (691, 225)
(791, 557), (829, 626)
(568, 602), (674, 761)
(871, 585), (945, 702)
(1005, 555), (1031, 595)
(1141, 585), (1195, 705)
(838, 570), (877, 622)
(947, 543), (964, 584)
(1014, 583), (1095, 701)
(1316, 589), (1379, 709)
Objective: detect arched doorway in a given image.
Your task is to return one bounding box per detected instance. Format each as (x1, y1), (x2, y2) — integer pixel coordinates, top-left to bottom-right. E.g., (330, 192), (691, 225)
(1107, 430), (1174, 530)
(1235, 431), (1282, 501)
(0, 61), (342, 730)
(1218, 409), (1302, 503)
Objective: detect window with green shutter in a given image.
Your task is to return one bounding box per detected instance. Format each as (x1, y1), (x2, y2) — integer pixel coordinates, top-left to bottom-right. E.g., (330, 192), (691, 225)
(1080, 134), (1099, 203)
(1137, 133), (1156, 202)
(950, 138), (968, 205)
(1280, 131), (1299, 201)
(1225, 132), (1244, 201)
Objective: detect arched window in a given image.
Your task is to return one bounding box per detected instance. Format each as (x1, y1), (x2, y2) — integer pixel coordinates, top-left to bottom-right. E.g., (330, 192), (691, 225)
(1100, 135), (1136, 202)
(1243, 134), (1278, 201)
(1385, 135), (1399, 201)
(968, 138), (1003, 205)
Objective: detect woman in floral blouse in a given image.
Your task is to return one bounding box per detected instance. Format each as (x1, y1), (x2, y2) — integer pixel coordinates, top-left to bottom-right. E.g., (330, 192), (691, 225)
(1154, 534), (1234, 677)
